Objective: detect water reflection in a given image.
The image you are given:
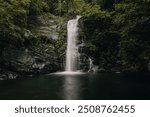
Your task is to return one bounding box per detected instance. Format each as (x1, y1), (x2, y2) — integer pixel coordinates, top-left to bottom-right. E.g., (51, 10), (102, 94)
(62, 76), (82, 100)
(0, 73), (150, 100)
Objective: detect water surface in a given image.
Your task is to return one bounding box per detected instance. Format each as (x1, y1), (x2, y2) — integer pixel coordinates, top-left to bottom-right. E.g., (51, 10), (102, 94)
(0, 72), (150, 100)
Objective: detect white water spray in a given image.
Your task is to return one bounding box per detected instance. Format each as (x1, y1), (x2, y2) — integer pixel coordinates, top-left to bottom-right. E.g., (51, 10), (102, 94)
(65, 16), (81, 72)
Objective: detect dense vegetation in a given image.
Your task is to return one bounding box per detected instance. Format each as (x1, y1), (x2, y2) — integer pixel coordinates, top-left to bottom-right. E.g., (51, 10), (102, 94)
(80, 0), (150, 71)
(0, 0), (150, 73)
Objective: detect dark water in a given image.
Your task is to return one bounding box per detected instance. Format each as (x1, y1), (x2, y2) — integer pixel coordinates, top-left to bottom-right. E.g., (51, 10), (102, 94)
(0, 72), (150, 100)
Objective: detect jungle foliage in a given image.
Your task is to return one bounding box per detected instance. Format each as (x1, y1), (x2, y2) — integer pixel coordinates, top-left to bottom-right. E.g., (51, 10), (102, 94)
(0, 0), (150, 71)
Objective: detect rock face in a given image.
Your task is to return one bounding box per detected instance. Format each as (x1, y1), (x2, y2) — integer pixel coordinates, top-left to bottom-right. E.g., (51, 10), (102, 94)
(27, 14), (67, 40)
(0, 44), (61, 80)
(0, 15), (66, 80)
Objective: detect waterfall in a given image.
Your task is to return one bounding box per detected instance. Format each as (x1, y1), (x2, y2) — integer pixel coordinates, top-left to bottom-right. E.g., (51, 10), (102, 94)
(65, 16), (81, 72)
(88, 57), (93, 72)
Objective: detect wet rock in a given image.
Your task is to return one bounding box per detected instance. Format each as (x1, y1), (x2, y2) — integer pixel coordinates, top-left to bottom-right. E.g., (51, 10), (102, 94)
(0, 44), (61, 80)
(0, 68), (19, 80)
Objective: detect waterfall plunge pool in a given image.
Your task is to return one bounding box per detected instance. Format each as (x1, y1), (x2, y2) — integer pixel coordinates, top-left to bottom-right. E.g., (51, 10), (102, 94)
(0, 72), (150, 100)
(0, 16), (149, 100)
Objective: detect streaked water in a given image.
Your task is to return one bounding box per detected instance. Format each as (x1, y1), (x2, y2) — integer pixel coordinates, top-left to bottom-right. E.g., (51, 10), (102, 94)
(66, 16), (81, 71)
(0, 72), (150, 100)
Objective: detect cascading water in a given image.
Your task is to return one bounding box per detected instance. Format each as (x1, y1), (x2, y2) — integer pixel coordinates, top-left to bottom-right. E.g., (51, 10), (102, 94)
(65, 15), (81, 72)
(88, 57), (93, 72)
(53, 15), (94, 75)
